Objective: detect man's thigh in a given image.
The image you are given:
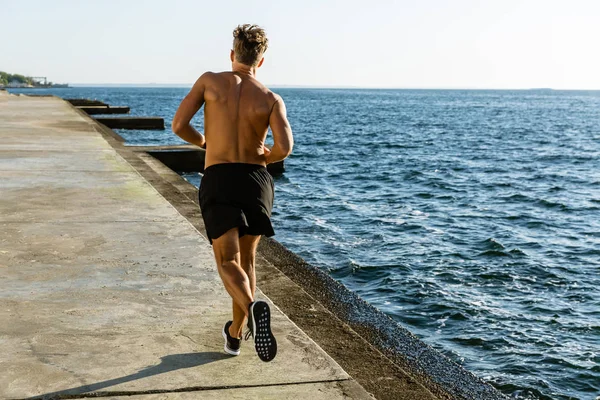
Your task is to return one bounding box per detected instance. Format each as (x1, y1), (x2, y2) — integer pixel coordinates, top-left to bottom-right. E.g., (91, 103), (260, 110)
(212, 227), (241, 265)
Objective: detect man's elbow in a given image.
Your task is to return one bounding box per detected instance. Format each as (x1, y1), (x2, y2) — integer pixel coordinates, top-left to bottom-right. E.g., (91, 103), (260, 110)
(279, 142), (293, 158)
(172, 118), (184, 134)
(284, 142), (293, 157)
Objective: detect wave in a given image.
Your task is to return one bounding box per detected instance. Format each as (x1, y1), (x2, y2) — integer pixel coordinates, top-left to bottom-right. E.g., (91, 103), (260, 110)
(482, 238), (506, 249)
(478, 250), (511, 257)
(537, 199), (570, 210)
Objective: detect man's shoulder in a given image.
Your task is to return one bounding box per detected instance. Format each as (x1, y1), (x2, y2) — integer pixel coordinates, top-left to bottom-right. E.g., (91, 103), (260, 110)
(269, 91), (282, 102)
(198, 71), (228, 82)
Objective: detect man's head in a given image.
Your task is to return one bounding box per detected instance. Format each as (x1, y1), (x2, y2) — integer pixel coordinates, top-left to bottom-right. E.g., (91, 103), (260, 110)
(231, 24), (268, 67)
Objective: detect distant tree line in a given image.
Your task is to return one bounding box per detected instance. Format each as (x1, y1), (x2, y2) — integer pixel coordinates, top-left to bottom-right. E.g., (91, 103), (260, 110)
(0, 71), (36, 86)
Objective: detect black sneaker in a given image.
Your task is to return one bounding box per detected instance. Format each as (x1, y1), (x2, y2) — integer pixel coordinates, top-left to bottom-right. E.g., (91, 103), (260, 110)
(222, 321), (241, 356)
(245, 301), (277, 362)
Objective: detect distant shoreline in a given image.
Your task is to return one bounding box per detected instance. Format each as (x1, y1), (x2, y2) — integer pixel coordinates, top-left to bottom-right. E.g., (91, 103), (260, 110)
(0, 84), (70, 89)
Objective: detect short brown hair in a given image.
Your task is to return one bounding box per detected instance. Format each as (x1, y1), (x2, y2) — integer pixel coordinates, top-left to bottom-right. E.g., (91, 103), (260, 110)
(233, 24), (269, 66)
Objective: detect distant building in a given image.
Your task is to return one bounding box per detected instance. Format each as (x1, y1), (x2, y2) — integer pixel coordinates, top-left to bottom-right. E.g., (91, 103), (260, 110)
(7, 80), (31, 88)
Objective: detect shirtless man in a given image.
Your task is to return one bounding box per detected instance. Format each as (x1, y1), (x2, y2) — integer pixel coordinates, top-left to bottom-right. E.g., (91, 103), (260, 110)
(172, 24), (293, 362)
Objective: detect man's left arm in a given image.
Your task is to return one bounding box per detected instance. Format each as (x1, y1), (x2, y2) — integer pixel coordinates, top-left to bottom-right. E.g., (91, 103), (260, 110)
(172, 74), (208, 148)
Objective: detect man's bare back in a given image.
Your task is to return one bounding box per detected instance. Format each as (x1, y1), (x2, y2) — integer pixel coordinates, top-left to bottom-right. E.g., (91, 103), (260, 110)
(172, 70), (292, 169)
(203, 71), (277, 168)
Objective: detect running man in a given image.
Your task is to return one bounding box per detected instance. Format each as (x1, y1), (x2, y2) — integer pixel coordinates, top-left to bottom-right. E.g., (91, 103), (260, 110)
(172, 24), (293, 362)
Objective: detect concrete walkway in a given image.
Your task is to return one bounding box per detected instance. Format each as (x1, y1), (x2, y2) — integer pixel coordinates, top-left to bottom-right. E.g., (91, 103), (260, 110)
(0, 92), (373, 399)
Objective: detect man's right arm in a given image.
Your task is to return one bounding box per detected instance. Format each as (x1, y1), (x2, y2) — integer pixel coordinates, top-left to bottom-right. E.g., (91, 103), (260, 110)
(266, 96), (293, 164)
(172, 73), (208, 148)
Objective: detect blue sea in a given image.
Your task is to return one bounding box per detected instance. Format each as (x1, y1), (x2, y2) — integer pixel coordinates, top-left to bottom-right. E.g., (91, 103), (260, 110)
(11, 86), (600, 400)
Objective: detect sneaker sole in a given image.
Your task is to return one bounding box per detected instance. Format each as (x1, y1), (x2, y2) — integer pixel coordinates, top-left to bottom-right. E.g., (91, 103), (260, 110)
(222, 326), (240, 356)
(250, 301), (277, 362)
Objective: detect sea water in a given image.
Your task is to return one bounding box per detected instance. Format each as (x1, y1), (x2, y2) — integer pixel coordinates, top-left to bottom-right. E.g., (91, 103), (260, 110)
(12, 87), (600, 400)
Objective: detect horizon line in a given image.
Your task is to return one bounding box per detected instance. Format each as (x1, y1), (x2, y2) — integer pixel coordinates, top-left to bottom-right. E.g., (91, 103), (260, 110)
(63, 83), (600, 91)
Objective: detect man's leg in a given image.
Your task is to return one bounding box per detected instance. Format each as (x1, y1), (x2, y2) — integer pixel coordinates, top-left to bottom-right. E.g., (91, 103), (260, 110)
(230, 234), (261, 338)
(212, 227), (254, 336)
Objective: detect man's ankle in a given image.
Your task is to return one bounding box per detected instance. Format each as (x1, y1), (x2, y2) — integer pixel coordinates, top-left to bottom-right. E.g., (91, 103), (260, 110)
(228, 324), (242, 339)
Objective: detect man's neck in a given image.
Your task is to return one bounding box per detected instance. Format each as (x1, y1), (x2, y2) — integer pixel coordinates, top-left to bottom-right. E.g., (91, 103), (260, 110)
(232, 62), (257, 78)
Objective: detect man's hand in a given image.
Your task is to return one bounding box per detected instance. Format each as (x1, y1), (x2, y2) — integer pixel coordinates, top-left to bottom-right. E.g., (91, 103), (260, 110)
(263, 145), (272, 163)
(190, 133), (206, 148)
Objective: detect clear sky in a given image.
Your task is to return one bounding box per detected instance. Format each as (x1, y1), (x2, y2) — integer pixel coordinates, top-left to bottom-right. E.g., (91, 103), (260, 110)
(2, 0), (599, 89)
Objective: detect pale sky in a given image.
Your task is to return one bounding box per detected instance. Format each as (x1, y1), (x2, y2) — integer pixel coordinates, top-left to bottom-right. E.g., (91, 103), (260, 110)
(2, 0), (599, 89)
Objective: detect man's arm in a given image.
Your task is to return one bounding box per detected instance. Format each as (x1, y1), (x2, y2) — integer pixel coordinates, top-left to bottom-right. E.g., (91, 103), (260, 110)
(266, 96), (293, 164)
(172, 74), (208, 148)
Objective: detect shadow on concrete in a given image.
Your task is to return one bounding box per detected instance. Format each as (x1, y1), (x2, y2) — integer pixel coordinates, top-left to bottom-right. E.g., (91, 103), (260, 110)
(25, 351), (229, 400)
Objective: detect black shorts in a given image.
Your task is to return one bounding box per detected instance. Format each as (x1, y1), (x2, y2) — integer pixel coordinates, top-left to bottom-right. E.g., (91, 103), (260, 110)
(199, 163), (275, 244)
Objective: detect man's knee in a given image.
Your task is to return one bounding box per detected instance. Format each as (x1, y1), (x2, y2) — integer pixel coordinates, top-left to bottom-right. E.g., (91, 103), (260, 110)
(219, 259), (248, 282)
(220, 258), (240, 272)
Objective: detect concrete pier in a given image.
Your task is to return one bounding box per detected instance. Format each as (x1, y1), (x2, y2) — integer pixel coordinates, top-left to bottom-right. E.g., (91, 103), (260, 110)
(0, 93), (374, 399)
(77, 105), (131, 115)
(65, 98), (108, 107)
(95, 116), (165, 130)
